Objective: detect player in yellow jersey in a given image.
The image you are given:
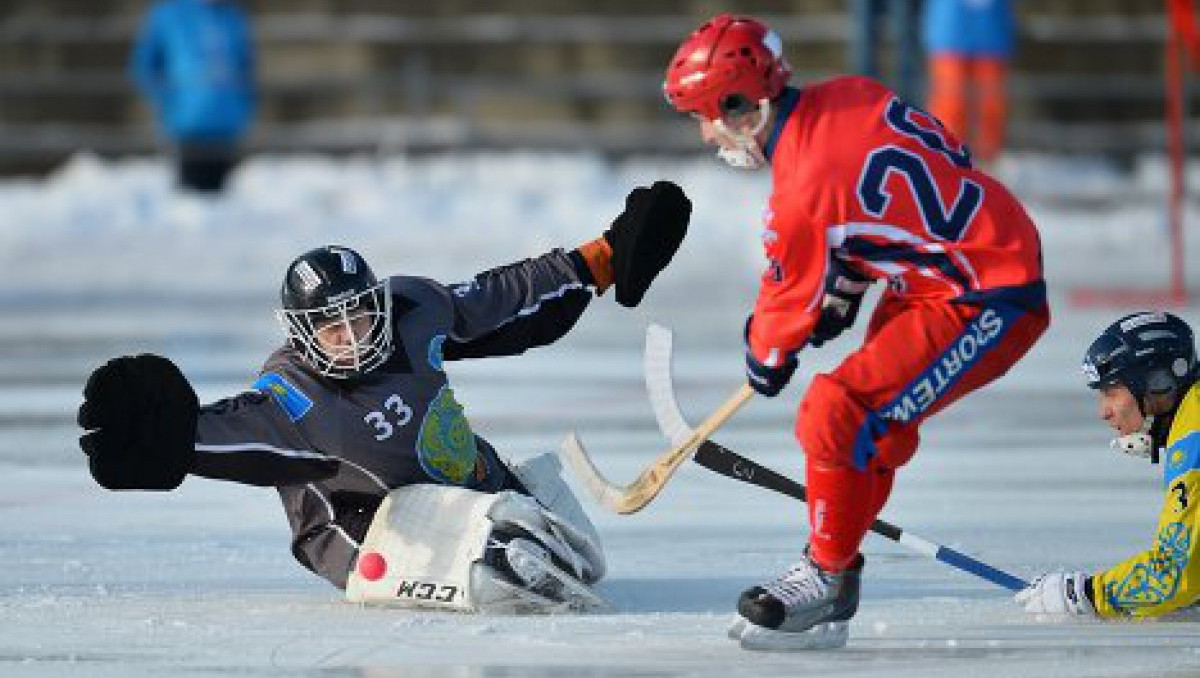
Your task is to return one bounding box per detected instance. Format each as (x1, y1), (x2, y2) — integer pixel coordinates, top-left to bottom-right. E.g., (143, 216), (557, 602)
(1016, 311), (1200, 618)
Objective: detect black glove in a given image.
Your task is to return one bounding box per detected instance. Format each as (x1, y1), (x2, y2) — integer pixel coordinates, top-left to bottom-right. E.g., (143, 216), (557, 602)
(77, 354), (199, 490)
(808, 257), (872, 348)
(603, 180), (691, 307)
(743, 316), (798, 397)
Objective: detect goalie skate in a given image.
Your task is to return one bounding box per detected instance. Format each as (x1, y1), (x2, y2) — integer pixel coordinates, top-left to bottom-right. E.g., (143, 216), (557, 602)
(490, 535), (607, 612)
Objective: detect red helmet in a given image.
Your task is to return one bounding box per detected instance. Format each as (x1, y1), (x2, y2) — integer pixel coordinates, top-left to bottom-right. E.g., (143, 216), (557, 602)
(663, 14), (792, 121)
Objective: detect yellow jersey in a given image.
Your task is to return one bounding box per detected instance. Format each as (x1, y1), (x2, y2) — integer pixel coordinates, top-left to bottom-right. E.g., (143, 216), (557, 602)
(1091, 381), (1200, 618)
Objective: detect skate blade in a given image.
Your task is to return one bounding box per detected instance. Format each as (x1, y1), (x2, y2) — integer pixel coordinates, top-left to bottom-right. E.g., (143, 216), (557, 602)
(509, 541), (608, 612)
(478, 572), (569, 615)
(736, 620), (849, 651)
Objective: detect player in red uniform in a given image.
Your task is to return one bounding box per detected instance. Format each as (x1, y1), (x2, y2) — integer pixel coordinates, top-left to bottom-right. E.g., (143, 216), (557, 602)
(663, 14), (1050, 650)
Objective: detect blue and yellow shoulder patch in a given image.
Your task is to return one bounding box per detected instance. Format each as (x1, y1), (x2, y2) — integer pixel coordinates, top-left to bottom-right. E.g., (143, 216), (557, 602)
(1164, 431), (1200, 488)
(253, 372), (313, 422)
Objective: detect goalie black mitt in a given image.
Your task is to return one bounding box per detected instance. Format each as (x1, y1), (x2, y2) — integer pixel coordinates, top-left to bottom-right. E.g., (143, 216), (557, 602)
(78, 354), (199, 490)
(604, 180), (691, 307)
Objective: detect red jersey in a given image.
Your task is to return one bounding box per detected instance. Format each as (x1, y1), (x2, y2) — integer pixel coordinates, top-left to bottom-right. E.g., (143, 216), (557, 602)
(748, 76), (1044, 365)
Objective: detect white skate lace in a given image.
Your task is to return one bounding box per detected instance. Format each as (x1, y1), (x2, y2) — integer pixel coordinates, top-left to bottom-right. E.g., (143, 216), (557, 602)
(761, 560), (828, 606)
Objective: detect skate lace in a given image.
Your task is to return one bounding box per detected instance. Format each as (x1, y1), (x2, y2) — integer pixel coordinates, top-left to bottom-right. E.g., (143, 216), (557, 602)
(762, 561), (827, 606)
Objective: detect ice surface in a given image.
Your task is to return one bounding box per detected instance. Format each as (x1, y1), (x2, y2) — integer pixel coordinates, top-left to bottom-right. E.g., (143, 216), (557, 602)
(2, 152), (1199, 677)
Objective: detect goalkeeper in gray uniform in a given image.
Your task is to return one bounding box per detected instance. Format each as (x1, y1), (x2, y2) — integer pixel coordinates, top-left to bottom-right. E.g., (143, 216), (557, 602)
(76, 181), (691, 613)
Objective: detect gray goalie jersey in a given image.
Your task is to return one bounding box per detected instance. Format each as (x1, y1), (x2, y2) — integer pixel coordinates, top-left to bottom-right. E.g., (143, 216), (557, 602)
(190, 249), (594, 588)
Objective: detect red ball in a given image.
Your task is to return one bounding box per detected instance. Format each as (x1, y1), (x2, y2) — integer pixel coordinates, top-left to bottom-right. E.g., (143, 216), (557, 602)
(358, 552), (387, 581)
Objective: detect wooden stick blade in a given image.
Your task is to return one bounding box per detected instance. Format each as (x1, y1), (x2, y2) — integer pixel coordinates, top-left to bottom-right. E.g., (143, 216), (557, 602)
(560, 432), (623, 512)
(559, 324), (754, 516)
(559, 431), (687, 515)
(559, 432), (653, 514)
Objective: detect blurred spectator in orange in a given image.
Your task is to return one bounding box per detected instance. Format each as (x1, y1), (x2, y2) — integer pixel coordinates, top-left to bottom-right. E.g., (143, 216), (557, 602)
(129, 0), (257, 194)
(922, 0), (1015, 166)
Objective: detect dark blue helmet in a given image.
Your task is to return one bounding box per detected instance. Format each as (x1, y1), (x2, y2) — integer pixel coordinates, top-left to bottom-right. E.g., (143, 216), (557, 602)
(1082, 311), (1197, 401)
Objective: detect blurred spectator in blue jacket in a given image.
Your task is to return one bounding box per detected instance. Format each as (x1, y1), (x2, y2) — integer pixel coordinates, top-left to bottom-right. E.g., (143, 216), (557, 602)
(922, 0), (1016, 166)
(129, 0), (256, 194)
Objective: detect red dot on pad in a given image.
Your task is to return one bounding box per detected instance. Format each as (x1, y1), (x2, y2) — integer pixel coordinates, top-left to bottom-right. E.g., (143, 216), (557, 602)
(358, 552), (386, 581)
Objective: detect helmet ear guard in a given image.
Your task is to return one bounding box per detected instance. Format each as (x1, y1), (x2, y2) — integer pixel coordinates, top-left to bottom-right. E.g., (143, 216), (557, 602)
(719, 93), (757, 117)
(1146, 366), (1180, 398)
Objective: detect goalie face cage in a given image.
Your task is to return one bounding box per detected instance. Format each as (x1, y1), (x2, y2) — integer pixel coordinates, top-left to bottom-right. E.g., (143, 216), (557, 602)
(277, 281), (394, 379)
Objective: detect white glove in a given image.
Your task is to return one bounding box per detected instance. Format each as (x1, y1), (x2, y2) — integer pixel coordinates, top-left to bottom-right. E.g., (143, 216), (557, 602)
(1015, 571), (1096, 616)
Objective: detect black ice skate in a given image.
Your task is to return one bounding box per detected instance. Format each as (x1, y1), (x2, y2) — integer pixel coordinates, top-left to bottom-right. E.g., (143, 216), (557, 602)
(729, 553), (864, 651)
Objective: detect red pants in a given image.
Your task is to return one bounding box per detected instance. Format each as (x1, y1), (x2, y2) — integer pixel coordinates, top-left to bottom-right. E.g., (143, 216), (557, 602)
(927, 54), (1009, 165)
(799, 293), (1049, 571)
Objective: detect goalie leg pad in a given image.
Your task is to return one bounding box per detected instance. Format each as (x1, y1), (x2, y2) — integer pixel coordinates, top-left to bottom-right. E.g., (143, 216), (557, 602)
(345, 485), (604, 613)
(345, 484), (495, 612)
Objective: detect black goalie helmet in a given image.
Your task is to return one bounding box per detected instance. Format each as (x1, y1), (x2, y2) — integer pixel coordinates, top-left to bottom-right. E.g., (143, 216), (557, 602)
(1082, 311), (1197, 402)
(277, 245), (393, 379)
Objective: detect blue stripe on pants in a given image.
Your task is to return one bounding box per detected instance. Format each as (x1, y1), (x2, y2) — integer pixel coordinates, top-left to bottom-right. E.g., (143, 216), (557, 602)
(852, 302), (1026, 470)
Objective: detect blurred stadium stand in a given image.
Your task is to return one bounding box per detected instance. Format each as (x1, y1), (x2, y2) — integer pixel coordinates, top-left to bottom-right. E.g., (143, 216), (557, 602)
(0, 0), (1187, 175)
